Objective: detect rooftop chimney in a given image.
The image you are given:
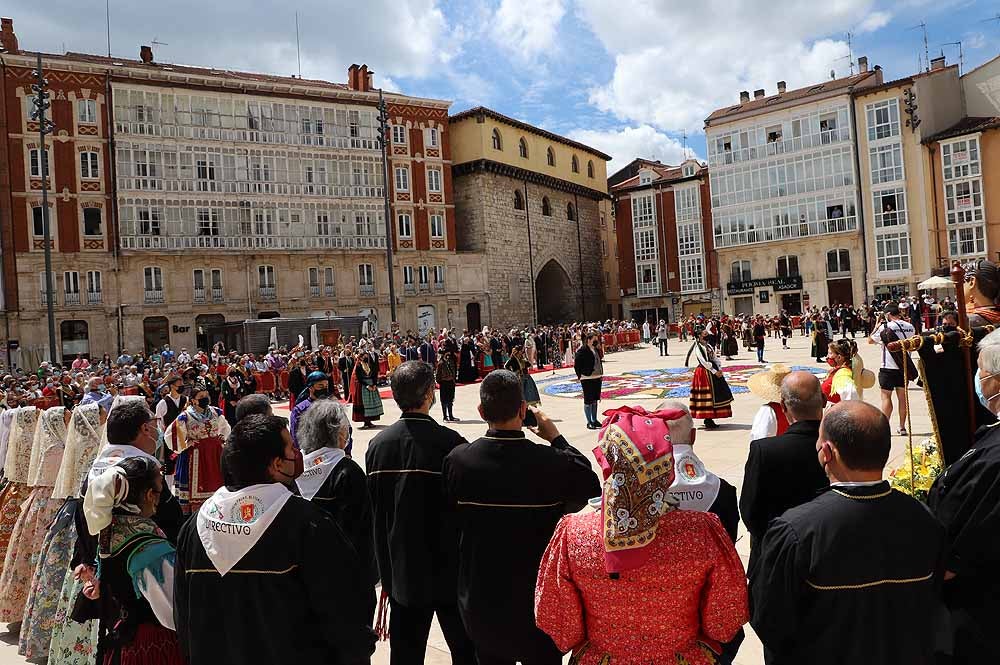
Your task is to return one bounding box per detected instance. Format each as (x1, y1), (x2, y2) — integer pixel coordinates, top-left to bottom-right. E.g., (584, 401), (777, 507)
(359, 64), (372, 92)
(139, 45), (153, 64)
(348, 64), (360, 91)
(753, 89), (765, 99)
(777, 81), (786, 94)
(0, 17), (18, 52)
(858, 56), (868, 73)
(930, 55), (946, 70)
(739, 90), (750, 103)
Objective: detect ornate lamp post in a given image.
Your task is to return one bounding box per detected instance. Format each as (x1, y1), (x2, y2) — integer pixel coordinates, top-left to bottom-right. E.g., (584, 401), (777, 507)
(31, 53), (57, 363)
(376, 89), (398, 325)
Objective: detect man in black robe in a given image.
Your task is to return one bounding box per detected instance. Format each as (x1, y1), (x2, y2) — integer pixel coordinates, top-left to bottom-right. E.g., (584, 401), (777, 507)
(337, 349), (355, 399)
(367, 361), (476, 665)
(444, 370), (600, 665)
(740, 370), (828, 568)
(750, 401), (946, 665)
(174, 415), (376, 665)
(928, 329), (1000, 663)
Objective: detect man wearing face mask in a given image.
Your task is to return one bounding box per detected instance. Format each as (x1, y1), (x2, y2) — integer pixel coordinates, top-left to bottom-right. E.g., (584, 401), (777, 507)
(928, 328), (1000, 663)
(750, 400), (945, 665)
(164, 380), (232, 514)
(81, 376), (115, 410)
(154, 373), (188, 431)
(175, 414), (376, 665)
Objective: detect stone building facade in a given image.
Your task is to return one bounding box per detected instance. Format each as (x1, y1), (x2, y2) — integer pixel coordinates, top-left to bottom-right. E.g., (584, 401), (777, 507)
(449, 107), (609, 328)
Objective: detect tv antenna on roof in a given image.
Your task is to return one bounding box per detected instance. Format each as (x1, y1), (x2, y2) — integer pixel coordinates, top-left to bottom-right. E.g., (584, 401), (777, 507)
(982, 13), (1000, 25)
(151, 37), (168, 46)
(942, 41), (963, 74)
(909, 21), (930, 72)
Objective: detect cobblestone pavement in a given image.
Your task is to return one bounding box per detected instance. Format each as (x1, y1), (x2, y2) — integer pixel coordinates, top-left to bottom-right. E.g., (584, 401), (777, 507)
(0, 332), (930, 664)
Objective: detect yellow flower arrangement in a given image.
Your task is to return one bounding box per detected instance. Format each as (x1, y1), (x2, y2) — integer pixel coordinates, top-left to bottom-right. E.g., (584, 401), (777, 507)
(889, 437), (944, 502)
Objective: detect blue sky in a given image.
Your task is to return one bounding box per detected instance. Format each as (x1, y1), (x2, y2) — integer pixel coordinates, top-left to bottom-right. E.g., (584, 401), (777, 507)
(8, 0), (1000, 171)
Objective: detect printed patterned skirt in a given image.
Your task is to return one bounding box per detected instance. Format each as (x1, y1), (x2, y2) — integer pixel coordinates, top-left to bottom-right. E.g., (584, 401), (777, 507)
(0, 481), (28, 568)
(19, 499), (77, 659)
(0, 487), (59, 622)
(47, 570), (98, 665)
(689, 366), (733, 420)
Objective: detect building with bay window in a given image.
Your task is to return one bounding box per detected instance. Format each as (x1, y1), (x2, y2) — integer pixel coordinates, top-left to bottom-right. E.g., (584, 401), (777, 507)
(705, 61), (883, 316)
(611, 158), (719, 324)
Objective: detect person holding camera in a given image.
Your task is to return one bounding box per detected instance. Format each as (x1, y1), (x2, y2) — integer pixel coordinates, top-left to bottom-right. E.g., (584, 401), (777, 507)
(868, 303), (916, 435)
(444, 370), (600, 665)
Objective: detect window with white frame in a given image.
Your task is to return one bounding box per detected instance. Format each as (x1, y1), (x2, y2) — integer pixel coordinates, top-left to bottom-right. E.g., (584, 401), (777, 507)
(427, 168), (442, 193)
(87, 270), (102, 299)
(394, 166), (410, 192)
(638, 171), (652, 185)
(945, 179), (984, 225)
(359, 264), (375, 286)
(83, 207), (102, 236)
(138, 206), (162, 235)
(80, 151), (99, 179)
(324, 268), (335, 293)
(64, 271), (80, 296)
(826, 249), (851, 276)
(398, 213), (412, 238)
(873, 188), (907, 228)
(78, 99), (97, 124)
(631, 194), (655, 227)
(317, 212), (331, 236)
(682, 163), (696, 177)
(731, 260), (752, 283)
(29, 149), (50, 178)
(870, 143), (904, 184)
(677, 223), (702, 256)
(680, 256), (705, 293)
(876, 232), (910, 272)
(308, 267), (320, 289)
(433, 265), (445, 286)
(426, 127), (439, 147)
(635, 229), (657, 262)
(403, 266), (414, 286)
(144, 266), (163, 291)
(776, 255), (799, 277)
(866, 99), (900, 141)
(211, 269), (223, 296)
(32, 207), (46, 237)
(637, 264), (660, 296)
(197, 208), (220, 236)
(949, 226), (986, 258)
(430, 213), (444, 238)
(418, 265), (430, 286)
(942, 137), (981, 180)
(674, 186), (700, 223)
(258, 265), (276, 288)
(392, 125), (407, 144)
(193, 269), (206, 299)
(39, 273), (51, 303)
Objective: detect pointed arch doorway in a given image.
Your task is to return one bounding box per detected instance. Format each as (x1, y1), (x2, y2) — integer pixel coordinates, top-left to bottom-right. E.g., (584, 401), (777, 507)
(535, 259), (579, 324)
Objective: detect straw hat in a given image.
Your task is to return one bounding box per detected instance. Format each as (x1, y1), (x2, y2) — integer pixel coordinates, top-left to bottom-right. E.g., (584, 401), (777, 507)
(747, 364), (792, 403)
(860, 368), (876, 389)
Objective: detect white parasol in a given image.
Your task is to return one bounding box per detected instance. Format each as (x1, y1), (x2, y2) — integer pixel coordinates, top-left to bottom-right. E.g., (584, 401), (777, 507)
(917, 276), (955, 290)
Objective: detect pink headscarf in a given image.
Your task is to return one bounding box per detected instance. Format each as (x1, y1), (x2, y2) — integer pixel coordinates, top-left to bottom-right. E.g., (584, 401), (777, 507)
(593, 405), (684, 575)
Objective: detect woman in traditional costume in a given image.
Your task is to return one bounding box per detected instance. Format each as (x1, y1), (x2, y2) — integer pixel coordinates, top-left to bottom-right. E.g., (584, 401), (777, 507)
(535, 405), (748, 665)
(0, 406), (68, 624)
(821, 339), (860, 405)
(810, 314), (833, 363)
(505, 345), (541, 411)
(458, 335), (479, 384)
(85, 456), (182, 665)
(436, 338), (460, 422)
(165, 381), (231, 514)
(350, 342), (383, 429)
(747, 364), (792, 443)
(0, 407), (40, 568)
(524, 333), (537, 368)
(721, 321), (739, 360)
(19, 403), (105, 661)
(686, 329), (733, 430)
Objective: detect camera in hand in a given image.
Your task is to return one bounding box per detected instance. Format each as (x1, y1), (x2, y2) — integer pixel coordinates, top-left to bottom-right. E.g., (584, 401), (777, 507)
(523, 408), (538, 428)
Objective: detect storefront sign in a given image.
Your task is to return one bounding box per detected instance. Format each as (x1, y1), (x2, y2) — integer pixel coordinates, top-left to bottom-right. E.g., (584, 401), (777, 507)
(726, 275), (802, 295)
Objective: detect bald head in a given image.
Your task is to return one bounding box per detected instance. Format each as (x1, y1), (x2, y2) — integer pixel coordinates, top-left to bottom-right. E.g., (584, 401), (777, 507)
(780, 371), (824, 421)
(820, 401), (890, 472)
(655, 400), (694, 446)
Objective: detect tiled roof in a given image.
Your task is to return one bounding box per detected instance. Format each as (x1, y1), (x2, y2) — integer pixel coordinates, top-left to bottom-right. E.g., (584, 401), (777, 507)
(610, 162), (707, 192)
(449, 106), (613, 161)
(705, 70), (880, 124)
(923, 116), (1000, 144)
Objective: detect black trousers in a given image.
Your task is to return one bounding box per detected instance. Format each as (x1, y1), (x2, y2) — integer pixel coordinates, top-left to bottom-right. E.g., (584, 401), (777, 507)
(439, 381), (456, 405)
(388, 599), (477, 665)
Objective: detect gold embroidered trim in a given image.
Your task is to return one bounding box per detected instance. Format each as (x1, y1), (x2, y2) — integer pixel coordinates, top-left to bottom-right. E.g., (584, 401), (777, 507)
(186, 564), (298, 575)
(831, 487), (892, 500)
(807, 571), (933, 590)
(481, 436), (529, 442)
(457, 500), (561, 509)
(366, 469), (442, 476)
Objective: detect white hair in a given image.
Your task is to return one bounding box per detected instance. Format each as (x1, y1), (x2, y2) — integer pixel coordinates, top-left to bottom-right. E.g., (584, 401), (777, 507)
(979, 329), (1000, 374)
(655, 400), (694, 446)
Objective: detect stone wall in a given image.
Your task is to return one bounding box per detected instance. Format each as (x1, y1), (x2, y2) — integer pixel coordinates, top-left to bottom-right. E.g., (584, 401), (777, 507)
(453, 170), (606, 328)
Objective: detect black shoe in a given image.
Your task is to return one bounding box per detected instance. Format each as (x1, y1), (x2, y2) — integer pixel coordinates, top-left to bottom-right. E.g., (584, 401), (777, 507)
(704, 419), (719, 430)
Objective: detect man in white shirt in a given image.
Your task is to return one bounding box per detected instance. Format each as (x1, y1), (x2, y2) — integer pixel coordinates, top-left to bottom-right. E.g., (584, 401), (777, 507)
(868, 303), (916, 435)
(177, 348), (192, 365)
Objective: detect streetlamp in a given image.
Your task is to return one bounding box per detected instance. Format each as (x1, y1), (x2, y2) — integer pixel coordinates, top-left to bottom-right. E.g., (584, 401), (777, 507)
(375, 89), (398, 325)
(31, 53), (57, 364)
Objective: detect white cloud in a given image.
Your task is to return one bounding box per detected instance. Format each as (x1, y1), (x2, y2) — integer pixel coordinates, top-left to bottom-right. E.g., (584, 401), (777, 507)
(492, 0), (566, 59)
(577, 0), (876, 132)
(567, 125), (690, 169)
(965, 32), (987, 50)
(858, 10), (892, 33)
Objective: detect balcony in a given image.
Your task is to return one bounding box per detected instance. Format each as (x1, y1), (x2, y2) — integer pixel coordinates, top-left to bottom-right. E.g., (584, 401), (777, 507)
(39, 290), (52, 305)
(418, 283), (431, 293)
(359, 284), (375, 297)
(144, 289), (164, 304)
(324, 285), (335, 297)
(64, 292), (81, 306)
(434, 281), (445, 293)
(193, 287), (207, 303)
(259, 286), (277, 300)
(86, 290), (103, 305)
(403, 283), (416, 295)
(309, 285), (321, 298)
(118, 233), (388, 251)
(211, 287), (224, 302)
